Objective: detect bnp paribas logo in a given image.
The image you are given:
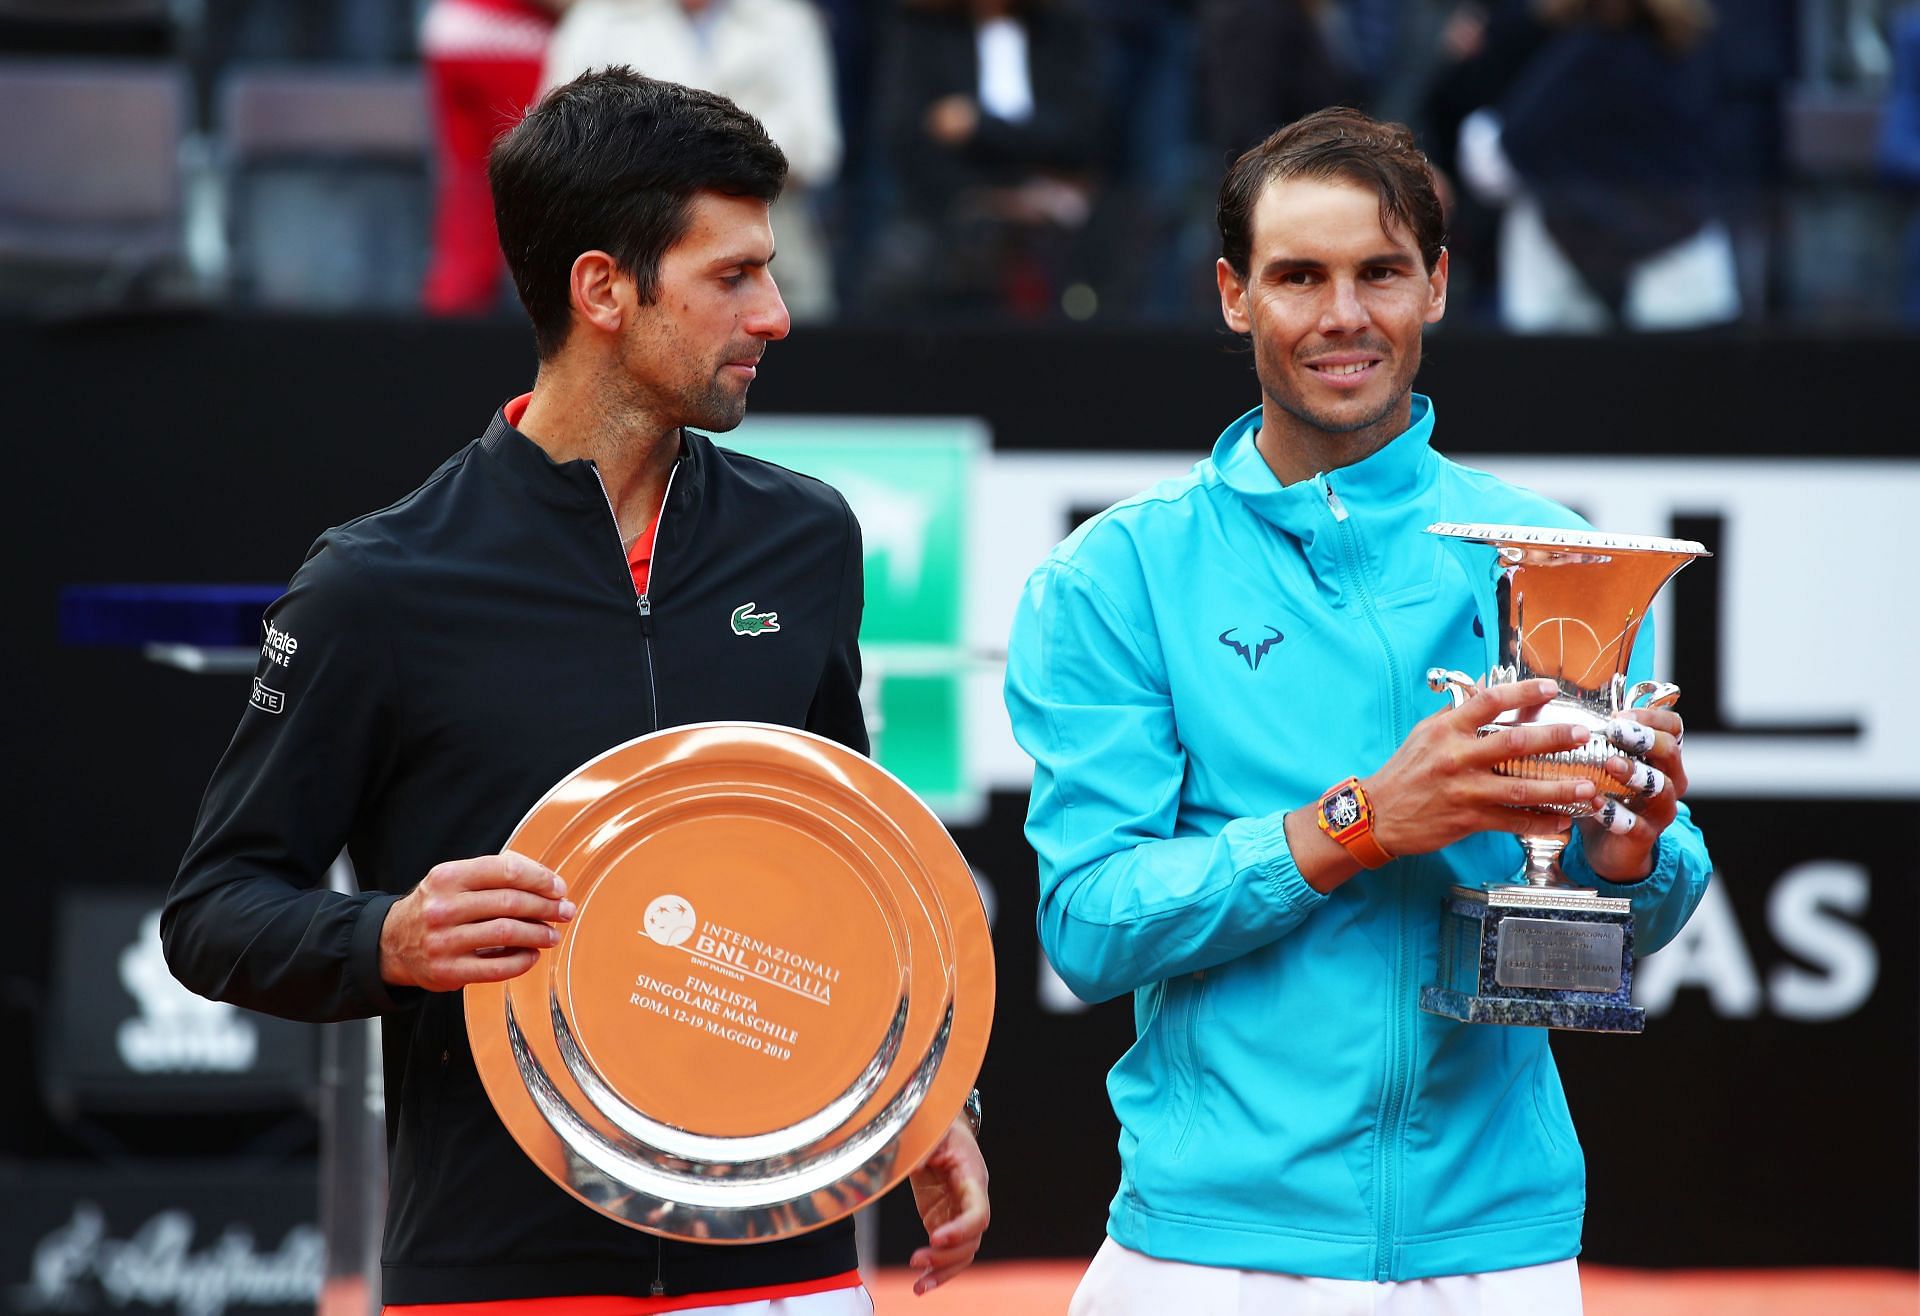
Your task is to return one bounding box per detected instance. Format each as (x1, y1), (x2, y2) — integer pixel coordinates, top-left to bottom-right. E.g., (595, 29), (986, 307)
(642, 895), (697, 947)
(731, 602), (781, 636)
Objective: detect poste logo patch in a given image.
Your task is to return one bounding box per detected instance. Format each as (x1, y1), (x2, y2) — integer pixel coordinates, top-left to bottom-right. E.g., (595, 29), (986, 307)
(642, 895), (697, 947)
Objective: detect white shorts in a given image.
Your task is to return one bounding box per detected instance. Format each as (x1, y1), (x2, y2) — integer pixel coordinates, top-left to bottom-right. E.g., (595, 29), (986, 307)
(671, 1291), (871, 1316)
(1069, 1238), (1581, 1316)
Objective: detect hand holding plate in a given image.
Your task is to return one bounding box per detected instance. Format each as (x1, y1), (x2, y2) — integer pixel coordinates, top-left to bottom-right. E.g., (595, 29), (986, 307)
(907, 1116), (991, 1295)
(379, 851), (575, 991)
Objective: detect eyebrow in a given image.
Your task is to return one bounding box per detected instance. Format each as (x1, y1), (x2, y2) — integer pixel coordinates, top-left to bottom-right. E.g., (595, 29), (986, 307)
(1260, 251), (1418, 278)
(710, 251), (775, 270)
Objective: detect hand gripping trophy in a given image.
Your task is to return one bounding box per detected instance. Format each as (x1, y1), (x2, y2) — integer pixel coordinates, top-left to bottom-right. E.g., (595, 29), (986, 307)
(1419, 523), (1709, 1034)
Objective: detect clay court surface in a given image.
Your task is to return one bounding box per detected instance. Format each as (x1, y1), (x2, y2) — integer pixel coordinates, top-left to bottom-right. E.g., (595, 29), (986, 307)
(866, 1261), (1920, 1314)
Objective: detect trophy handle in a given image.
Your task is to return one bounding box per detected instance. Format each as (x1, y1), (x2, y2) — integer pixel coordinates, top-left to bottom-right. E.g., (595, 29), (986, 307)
(1426, 667), (1480, 710)
(1624, 680), (1681, 711)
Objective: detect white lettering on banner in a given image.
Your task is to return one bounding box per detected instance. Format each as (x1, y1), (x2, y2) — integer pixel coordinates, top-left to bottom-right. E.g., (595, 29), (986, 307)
(1636, 865), (1879, 1020)
(964, 454), (1920, 799)
(1766, 862), (1878, 1021)
(17, 1203), (321, 1316)
(1636, 883), (1762, 1017)
(117, 911), (258, 1073)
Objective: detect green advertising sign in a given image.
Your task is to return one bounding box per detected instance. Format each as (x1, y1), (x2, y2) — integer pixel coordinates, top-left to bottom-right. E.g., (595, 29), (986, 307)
(722, 417), (986, 817)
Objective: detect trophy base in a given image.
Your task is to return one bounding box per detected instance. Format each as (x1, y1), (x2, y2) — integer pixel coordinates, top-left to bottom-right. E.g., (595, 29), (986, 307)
(1420, 884), (1645, 1035)
(1419, 985), (1645, 1034)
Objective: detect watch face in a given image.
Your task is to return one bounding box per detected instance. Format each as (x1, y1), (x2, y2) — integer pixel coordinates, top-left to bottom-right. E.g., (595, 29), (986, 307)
(1327, 790), (1360, 830)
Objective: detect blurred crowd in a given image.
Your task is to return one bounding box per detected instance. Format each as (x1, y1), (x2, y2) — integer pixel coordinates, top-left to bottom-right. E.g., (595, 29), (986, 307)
(1, 0), (1914, 329)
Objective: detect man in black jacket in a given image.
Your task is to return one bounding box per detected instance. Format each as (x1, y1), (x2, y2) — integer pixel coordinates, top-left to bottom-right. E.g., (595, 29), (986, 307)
(163, 68), (988, 1311)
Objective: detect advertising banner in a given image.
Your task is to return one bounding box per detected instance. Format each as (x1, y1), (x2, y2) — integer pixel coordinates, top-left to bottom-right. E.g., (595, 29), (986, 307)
(1, 1165), (322, 1316)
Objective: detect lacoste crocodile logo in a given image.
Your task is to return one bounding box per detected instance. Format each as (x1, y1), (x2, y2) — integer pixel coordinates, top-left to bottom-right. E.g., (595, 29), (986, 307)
(731, 602), (781, 636)
(1219, 626), (1284, 671)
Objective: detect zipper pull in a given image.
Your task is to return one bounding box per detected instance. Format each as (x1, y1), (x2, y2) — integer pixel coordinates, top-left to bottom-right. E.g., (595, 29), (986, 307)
(638, 593), (653, 636)
(652, 1239), (665, 1296)
(1325, 480), (1350, 522)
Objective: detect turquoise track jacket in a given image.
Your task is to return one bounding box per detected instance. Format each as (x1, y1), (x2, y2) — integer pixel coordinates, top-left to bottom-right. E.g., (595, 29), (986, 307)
(1004, 397), (1712, 1282)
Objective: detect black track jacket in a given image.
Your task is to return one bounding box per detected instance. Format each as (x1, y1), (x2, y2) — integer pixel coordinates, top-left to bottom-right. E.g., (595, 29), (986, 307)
(163, 409), (866, 1303)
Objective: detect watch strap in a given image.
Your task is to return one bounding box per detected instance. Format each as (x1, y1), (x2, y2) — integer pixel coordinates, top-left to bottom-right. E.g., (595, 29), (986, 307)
(1339, 819), (1394, 869)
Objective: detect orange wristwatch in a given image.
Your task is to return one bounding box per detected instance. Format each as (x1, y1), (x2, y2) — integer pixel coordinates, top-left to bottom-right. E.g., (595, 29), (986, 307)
(1316, 776), (1394, 869)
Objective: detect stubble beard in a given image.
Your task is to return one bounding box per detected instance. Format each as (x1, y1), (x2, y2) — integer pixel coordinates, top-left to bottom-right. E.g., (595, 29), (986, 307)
(1256, 339), (1419, 449)
(687, 375), (749, 433)
(683, 340), (762, 433)
(621, 318), (754, 434)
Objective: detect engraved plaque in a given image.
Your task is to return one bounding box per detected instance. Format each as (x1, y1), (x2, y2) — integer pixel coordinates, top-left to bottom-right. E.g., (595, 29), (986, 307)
(1494, 917), (1625, 993)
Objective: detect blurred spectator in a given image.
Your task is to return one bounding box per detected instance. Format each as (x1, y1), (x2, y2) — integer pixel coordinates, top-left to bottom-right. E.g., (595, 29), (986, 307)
(1088, 0), (1202, 320)
(1698, 0), (1790, 319)
(866, 0), (1104, 318)
(207, 0), (420, 65)
(1325, 0), (1456, 124)
(1420, 0), (1555, 321)
(1198, 0), (1356, 164)
(1457, 0), (1740, 332)
(1880, 5), (1920, 321)
(812, 0), (885, 308)
(420, 0), (565, 315)
(544, 0), (843, 321)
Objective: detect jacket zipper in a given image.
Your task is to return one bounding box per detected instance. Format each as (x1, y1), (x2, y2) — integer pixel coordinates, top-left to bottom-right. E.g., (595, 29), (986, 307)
(1325, 474), (1413, 1282)
(592, 448), (677, 1294)
(589, 456), (678, 732)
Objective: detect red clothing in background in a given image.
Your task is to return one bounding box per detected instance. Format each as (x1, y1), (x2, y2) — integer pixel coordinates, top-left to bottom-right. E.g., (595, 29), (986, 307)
(420, 0), (555, 315)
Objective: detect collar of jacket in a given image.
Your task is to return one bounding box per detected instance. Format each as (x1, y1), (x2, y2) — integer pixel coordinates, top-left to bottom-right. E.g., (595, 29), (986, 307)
(477, 406), (707, 518)
(1210, 392), (1440, 540)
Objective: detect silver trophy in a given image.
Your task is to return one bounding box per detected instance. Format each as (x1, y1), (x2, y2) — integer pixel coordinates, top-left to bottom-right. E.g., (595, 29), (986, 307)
(1419, 522), (1709, 1034)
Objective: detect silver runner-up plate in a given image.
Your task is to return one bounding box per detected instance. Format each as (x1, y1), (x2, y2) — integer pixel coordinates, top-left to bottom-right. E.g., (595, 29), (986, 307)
(465, 722), (995, 1243)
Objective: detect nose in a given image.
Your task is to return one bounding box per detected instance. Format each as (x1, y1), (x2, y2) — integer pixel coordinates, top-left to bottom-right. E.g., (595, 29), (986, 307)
(748, 268), (791, 342)
(1319, 276), (1370, 335)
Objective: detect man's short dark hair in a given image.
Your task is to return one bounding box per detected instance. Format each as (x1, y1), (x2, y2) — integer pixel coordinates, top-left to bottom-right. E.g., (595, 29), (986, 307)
(1217, 107), (1445, 279)
(489, 67), (789, 359)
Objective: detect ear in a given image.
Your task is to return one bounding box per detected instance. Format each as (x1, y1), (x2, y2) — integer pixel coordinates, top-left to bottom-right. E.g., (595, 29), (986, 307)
(1423, 247), (1449, 326)
(569, 250), (627, 338)
(1217, 258), (1251, 335)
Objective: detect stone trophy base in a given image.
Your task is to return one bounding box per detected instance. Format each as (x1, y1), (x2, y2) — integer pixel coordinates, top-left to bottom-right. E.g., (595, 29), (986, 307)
(1421, 884), (1646, 1034)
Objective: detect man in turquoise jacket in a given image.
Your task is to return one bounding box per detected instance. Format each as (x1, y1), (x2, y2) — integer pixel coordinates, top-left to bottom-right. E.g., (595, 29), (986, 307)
(1004, 107), (1712, 1314)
